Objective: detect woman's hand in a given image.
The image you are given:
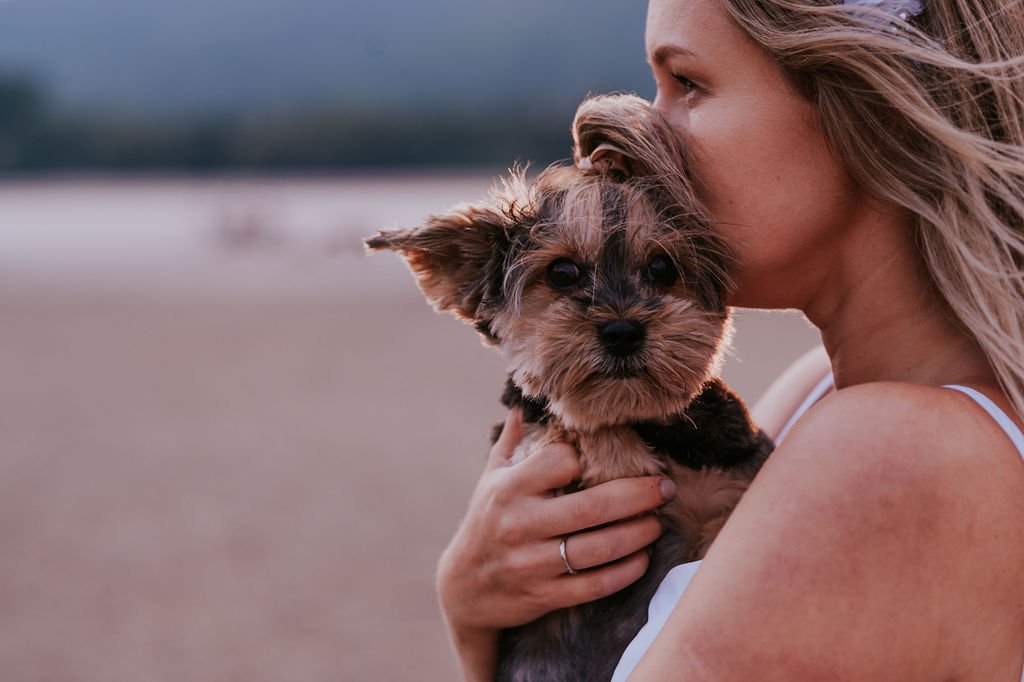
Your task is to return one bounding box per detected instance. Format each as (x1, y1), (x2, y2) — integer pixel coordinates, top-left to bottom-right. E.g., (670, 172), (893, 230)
(436, 409), (676, 681)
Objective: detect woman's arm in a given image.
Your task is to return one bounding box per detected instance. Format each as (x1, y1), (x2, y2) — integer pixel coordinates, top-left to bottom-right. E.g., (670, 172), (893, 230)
(629, 383), (1024, 680)
(438, 410), (678, 681)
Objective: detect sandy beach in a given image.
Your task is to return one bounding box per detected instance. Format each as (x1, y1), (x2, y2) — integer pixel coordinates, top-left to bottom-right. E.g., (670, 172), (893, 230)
(0, 175), (820, 681)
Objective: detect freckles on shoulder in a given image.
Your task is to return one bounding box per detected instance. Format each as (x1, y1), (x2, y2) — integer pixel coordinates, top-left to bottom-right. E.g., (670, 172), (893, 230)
(641, 384), (1024, 680)
(737, 381), (1024, 581)
(758, 384), (993, 506)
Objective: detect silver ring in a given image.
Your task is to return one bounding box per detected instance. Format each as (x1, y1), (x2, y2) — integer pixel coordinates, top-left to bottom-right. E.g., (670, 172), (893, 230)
(559, 536), (578, 575)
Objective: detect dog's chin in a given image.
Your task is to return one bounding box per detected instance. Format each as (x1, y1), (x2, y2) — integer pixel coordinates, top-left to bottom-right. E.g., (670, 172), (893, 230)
(547, 372), (700, 431)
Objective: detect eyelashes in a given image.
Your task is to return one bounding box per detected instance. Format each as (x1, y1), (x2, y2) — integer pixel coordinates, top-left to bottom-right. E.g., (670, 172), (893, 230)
(672, 73), (698, 92)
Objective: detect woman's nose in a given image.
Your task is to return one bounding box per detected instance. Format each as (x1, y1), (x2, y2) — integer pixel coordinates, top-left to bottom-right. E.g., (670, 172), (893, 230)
(652, 92), (667, 115)
(651, 94), (687, 133)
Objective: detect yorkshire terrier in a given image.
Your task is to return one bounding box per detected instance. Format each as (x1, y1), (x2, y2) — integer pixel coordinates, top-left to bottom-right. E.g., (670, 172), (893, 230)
(366, 94), (773, 682)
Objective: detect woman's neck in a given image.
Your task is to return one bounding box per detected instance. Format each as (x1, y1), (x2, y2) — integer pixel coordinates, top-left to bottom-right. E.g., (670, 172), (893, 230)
(802, 209), (995, 390)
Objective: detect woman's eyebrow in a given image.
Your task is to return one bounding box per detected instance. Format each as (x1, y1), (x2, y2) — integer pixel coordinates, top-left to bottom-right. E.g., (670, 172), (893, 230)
(649, 45), (702, 66)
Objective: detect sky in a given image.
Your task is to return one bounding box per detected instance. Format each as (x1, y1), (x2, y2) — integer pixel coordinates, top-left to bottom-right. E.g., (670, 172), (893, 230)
(0, 0), (655, 117)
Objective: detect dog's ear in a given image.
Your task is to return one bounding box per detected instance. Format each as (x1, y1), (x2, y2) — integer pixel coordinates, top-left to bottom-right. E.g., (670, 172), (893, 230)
(365, 202), (512, 322)
(572, 94), (690, 183)
(577, 142), (633, 179)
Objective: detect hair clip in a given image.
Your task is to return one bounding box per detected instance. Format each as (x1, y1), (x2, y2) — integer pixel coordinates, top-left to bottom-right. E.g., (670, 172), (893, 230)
(842, 0), (923, 28)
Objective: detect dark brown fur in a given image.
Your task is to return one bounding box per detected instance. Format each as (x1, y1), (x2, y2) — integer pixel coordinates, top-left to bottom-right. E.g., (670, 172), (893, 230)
(367, 94), (773, 681)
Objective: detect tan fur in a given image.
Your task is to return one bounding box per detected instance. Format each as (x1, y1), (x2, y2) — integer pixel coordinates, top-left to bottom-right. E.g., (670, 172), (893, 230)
(496, 274), (729, 432)
(666, 462), (751, 560)
(513, 422), (664, 485)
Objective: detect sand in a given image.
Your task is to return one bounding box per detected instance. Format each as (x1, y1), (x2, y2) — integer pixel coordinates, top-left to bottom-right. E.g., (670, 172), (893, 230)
(0, 176), (820, 681)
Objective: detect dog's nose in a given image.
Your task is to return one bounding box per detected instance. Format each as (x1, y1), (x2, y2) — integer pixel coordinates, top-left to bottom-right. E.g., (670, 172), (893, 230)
(598, 320), (645, 357)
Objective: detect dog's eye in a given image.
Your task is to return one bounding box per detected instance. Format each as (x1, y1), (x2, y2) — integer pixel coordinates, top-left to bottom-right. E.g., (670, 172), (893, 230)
(546, 258), (582, 290)
(647, 255), (678, 287)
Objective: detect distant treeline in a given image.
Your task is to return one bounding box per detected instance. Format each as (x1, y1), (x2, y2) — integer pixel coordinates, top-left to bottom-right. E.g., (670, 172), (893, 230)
(0, 74), (578, 172)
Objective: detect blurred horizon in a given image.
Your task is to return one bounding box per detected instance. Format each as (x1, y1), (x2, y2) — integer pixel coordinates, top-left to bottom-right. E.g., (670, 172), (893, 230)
(0, 0), (654, 172)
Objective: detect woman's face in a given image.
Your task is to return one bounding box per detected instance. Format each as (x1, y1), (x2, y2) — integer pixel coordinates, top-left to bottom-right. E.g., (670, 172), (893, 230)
(646, 0), (865, 308)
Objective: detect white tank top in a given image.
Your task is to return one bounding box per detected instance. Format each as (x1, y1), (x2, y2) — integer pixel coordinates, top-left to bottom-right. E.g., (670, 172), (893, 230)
(611, 381), (1024, 682)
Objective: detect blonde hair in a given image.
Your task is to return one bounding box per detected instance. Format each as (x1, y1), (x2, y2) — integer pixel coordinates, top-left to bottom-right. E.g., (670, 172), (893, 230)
(722, 0), (1024, 416)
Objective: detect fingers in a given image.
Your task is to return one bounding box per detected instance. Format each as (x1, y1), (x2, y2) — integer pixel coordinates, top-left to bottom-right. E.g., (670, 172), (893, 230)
(447, 422), (677, 628)
(540, 476), (675, 537)
(557, 514), (663, 573)
(486, 409), (524, 471)
(550, 549), (653, 609)
(507, 441), (582, 492)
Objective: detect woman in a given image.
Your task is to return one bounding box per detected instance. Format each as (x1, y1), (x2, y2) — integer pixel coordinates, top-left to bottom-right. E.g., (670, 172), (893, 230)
(436, 0), (1024, 678)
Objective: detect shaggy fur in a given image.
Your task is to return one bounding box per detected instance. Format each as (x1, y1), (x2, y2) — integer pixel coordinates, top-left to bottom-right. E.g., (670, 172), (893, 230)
(367, 94), (773, 682)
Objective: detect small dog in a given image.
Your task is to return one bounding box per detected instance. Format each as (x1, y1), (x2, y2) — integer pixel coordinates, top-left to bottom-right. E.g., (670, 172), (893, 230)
(367, 94), (773, 682)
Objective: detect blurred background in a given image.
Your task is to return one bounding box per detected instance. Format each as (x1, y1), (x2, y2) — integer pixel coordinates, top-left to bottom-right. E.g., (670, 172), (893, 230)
(0, 1), (820, 680)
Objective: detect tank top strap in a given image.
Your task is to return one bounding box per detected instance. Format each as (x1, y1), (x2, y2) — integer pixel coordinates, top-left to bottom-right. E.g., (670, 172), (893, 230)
(776, 371), (834, 443)
(943, 384), (1024, 461)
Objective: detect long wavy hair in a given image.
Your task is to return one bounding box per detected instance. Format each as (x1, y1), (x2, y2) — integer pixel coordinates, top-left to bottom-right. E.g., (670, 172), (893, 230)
(722, 0), (1024, 416)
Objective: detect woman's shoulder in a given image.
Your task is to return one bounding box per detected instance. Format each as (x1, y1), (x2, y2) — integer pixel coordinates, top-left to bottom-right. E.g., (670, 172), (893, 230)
(774, 380), (1024, 544)
(747, 380), (1024, 674)
(786, 379), (1024, 476)
(633, 380), (1024, 680)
